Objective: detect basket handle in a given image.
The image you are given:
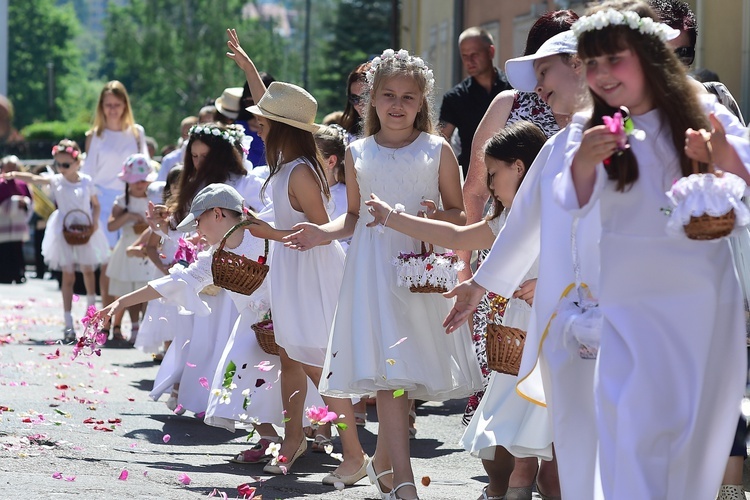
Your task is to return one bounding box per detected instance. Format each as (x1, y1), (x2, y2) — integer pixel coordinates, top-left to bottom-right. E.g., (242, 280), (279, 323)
(216, 219), (269, 260)
(417, 212), (434, 254)
(62, 209), (92, 228)
(690, 131), (715, 175)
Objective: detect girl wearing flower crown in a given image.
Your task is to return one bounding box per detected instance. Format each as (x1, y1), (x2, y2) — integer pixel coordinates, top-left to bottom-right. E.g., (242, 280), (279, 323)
(225, 28), (368, 487)
(5, 140), (110, 342)
(550, 1), (750, 497)
(284, 47), (483, 500)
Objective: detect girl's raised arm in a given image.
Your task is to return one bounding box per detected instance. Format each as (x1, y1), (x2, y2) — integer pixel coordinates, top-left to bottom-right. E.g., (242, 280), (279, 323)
(3, 171), (50, 185)
(226, 28), (267, 104)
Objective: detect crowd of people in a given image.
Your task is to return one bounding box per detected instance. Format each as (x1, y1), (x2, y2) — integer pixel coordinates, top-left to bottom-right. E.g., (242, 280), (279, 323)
(2, 0), (750, 498)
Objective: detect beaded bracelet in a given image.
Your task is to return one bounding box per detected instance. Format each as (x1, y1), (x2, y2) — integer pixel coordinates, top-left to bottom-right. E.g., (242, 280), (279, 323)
(378, 203), (405, 234)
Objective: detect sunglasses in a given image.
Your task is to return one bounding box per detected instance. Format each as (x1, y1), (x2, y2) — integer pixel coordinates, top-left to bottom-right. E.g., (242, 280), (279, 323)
(348, 93), (366, 106)
(54, 161), (73, 169)
(674, 46), (695, 66)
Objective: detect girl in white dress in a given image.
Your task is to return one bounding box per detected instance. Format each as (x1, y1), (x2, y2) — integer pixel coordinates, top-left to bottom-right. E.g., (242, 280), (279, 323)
(553, 2), (750, 498)
(444, 31), (602, 500)
(285, 49), (483, 500)
(367, 122), (554, 500)
(104, 154), (157, 346)
(6, 140), (109, 341)
(226, 28), (368, 487)
(83, 80), (149, 318)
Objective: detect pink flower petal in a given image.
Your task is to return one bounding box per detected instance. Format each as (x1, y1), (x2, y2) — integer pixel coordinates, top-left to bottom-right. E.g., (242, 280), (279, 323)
(118, 469), (128, 481)
(254, 361), (274, 372)
(177, 472), (191, 485)
(173, 404), (183, 414)
(185, 362), (196, 368)
(52, 472), (63, 479)
(198, 377), (209, 389)
(64, 475), (76, 481)
(162, 434), (171, 443)
(389, 337), (408, 348)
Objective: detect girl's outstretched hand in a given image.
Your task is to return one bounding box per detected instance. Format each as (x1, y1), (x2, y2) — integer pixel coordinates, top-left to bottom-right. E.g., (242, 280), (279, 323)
(226, 28), (253, 71)
(283, 222), (324, 251)
(442, 279), (486, 334)
(574, 125), (621, 171)
(93, 301), (122, 329)
(146, 201), (170, 232)
(419, 199), (438, 219)
(364, 193), (392, 227)
(513, 278), (537, 306)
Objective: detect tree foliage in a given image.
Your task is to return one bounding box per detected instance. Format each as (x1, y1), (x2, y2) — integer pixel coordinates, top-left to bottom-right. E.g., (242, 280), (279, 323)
(100, 0), (300, 148)
(7, 0), (86, 128)
(313, 0), (394, 116)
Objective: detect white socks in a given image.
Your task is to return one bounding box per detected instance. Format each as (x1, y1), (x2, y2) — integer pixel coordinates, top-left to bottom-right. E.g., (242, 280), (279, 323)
(86, 295), (96, 308)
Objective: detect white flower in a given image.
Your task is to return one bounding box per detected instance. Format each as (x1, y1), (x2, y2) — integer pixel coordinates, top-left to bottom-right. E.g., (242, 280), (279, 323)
(228, 383), (237, 390)
(396, 49), (409, 59)
(241, 388), (251, 396)
(572, 8), (675, 42)
(238, 413), (248, 421)
(211, 388), (222, 396)
(212, 128), (220, 136)
(382, 49), (394, 58)
(219, 388), (232, 404)
(266, 442), (281, 456)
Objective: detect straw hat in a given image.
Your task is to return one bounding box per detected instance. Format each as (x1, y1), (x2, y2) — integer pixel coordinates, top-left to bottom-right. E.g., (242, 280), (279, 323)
(247, 82), (320, 133)
(215, 87), (243, 120)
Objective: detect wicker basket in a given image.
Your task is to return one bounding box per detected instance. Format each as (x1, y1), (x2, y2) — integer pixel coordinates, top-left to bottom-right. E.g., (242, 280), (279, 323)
(397, 241), (459, 294)
(211, 220), (269, 295)
(62, 209), (94, 246)
(133, 222), (149, 234)
(486, 324), (526, 376)
(683, 142), (736, 240)
(252, 319), (279, 356)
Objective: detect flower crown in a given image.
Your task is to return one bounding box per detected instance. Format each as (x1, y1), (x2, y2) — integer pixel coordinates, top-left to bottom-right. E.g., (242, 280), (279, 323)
(319, 123), (348, 144)
(366, 49), (435, 94)
(189, 123), (244, 146)
(572, 9), (679, 43)
(52, 145), (80, 159)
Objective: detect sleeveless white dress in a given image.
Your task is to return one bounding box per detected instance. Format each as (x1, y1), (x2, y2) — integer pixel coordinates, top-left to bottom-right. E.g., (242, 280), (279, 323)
(460, 210), (552, 460)
(267, 158), (345, 367)
(319, 132), (482, 400)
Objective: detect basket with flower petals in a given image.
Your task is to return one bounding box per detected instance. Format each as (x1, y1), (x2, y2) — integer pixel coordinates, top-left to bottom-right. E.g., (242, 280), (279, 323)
(251, 310), (278, 356)
(212, 220), (269, 295)
(62, 209), (94, 245)
(394, 241), (464, 294)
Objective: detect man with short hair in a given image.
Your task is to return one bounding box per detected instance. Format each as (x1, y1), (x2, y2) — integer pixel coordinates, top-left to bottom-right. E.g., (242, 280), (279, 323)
(439, 27), (511, 178)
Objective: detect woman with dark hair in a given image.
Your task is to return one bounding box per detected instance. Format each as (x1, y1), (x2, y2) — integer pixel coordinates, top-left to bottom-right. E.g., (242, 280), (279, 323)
(340, 62), (371, 143)
(0, 156), (31, 284)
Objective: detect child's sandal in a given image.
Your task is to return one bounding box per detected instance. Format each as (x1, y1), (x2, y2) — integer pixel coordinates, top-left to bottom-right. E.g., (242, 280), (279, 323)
(104, 326), (129, 348)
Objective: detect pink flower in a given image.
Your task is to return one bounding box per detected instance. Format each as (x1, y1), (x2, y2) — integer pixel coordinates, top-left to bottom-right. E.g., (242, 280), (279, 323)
(118, 469), (129, 481)
(177, 472), (191, 485)
(237, 483), (256, 498)
(602, 111), (628, 150)
(304, 405), (338, 426)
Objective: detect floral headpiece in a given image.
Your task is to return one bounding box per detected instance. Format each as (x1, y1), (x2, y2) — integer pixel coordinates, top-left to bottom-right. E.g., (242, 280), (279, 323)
(189, 123), (243, 147)
(51, 145), (79, 159)
(572, 9), (680, 43)
(366, 49), (435, 93)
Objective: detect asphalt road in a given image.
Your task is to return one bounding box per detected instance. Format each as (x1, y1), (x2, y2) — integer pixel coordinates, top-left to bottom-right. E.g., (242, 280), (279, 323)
(0, 277), (490, 500)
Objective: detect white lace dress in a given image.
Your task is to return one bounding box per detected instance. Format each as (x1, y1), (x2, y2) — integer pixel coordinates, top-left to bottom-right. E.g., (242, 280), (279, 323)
(319, 132), (483, 400)
(460, 211), (552, 460)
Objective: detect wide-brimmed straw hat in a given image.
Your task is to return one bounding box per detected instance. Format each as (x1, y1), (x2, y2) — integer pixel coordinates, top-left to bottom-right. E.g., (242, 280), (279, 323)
(246, 82), (320, 133)
(215, 87), (243, 119)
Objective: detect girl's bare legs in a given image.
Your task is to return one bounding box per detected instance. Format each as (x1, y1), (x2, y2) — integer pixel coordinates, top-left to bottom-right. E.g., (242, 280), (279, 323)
(482, 446), (514, 497)
(253, 422), (280, 439)
(302, 364), (365, 476)
(82, 268), (97, 302)
(61, 269), (75, 334)
(277, 348), (308, 461)
(374, 390), (416, 498)
(535, 448), (561, 497)
(509, 456), (538, 488)
(100, 263), (112, 307)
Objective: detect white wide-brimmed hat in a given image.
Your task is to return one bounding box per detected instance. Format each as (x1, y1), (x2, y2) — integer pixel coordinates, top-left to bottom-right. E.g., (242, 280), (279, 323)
(215, 87), (243, 120)
(246, 82), (320, 133)
(505, 31), (578, 92)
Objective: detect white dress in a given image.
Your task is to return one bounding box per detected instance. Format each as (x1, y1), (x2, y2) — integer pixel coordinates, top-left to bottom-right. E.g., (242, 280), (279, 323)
(268, 158), (345, 367)
(472, 125), (601, 500)
(319, 133), (483, 400)
(42, 173), (110, 270)
(135, 227), (190, 353)
(106, 194), (156, 296)
(461, 211), (552, 461)
(553, 97), (747, 500)
(328, 182), (350, 252)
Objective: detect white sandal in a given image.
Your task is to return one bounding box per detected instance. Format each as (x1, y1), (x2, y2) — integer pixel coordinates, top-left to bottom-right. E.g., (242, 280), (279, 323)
(389, 481), (419, 500)
(366, 454), (393, 500)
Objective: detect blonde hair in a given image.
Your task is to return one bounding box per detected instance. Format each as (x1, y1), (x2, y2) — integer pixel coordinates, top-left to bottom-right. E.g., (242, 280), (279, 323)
(90, 80), (137, 137)
(363, 53), (436, 137)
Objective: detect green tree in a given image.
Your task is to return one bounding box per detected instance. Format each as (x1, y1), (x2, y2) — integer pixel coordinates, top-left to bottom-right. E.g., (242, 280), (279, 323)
(7, 0), (86, 128)
(100, 0), (300, 148)
(314, 0), (394, 116)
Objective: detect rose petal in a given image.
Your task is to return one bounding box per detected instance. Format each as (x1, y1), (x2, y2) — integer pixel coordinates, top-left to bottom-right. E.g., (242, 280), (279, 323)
(177, 472), (191, 485)
(389, 337), (408, 348)
(118, 469), (128, 480)
(162, 434), (171, 443)
(198, 377), (209, 389)
(52, 472), (63, 479)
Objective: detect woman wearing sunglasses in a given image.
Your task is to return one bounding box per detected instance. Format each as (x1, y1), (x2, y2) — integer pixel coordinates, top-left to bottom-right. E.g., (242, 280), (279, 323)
(340, 62), (371, 144)
(3, 139), (110, 343)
